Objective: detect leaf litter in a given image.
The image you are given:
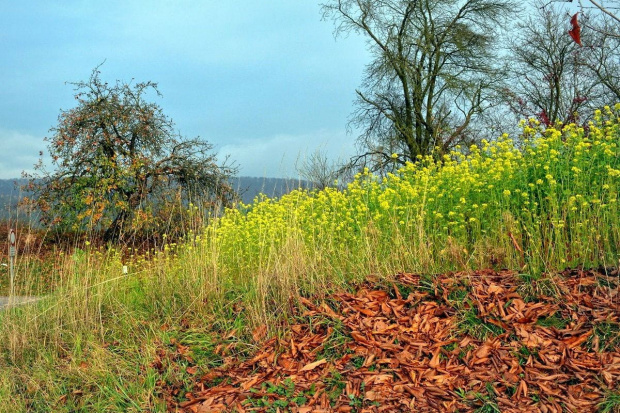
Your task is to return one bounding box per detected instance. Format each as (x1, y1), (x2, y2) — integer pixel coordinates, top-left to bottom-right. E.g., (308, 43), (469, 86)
(162, 268), (619, 412)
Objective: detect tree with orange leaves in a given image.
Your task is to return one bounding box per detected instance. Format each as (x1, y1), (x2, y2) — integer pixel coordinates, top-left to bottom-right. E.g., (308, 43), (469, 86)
(24, 66), (237, 242)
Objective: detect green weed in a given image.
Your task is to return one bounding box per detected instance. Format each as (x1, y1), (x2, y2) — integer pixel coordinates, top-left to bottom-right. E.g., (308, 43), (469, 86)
(457, 306), (505, 340)
(536, 313), (570, 330)
(588, 321), (620, 352)
(598, 389), (620, 413)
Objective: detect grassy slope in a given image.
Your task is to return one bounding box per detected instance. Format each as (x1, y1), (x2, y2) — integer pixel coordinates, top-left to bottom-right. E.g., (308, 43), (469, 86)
(0, 109), (618, 411)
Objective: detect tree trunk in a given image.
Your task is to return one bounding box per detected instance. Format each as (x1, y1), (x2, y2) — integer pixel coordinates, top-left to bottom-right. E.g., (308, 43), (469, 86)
(103, 210), (129, 243)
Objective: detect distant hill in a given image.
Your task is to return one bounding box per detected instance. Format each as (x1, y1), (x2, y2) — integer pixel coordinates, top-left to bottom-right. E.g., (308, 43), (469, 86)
(231, 176), (313, 204)
(0, 179), (27, 221)
(0, 177), (314, 221)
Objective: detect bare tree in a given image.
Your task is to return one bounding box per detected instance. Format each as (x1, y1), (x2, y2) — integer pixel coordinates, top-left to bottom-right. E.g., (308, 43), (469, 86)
(321, 0), (516, 171)
(579, 0), (620, 24)
(503, 4), (613, 125)
(296, 149), (352, 190)
(580, 14), (620, 101)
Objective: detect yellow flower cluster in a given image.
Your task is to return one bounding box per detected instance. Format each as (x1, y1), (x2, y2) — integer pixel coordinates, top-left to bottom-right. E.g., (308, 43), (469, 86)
(151, 105), (620, 277)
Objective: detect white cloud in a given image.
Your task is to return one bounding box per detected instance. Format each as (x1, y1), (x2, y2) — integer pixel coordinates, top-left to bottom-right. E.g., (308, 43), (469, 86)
(0, 129), (48, 179)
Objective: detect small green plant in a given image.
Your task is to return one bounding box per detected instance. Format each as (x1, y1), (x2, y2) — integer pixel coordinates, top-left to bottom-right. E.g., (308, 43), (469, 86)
(588, 321), (620, 352)
(291, 393), (309, 406)
(346, 383), (379, 412)
(324, 371), (347, 406)
(349, 356), (366, 369)
(458, 344), (476, 360)
(536, 313), (569, 330)
(393, 282), (415, 299)
(348, 393), (363, 409)
(457, 305), (505, 340)
(514, 345), (539, 366)
(472, 383), (501, 413)
(597, 275), (619, 289)
(269, 379), (296, 397)
(419, 274), (438, 295)
(455, 387), (468, 400)
(447, 287), (469, 308)
(598, 389), (620, 413)
(243, 379), (307, 412)
(456, 384), (501, 413)
(314, 317), (352, 361)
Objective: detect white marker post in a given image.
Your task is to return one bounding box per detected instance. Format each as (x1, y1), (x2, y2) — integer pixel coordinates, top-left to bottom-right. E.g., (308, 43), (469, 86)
(9, 229), (16, 297)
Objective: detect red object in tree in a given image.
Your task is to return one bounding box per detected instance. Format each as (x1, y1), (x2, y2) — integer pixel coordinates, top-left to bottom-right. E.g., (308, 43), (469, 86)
(537, 109), (551, 127)
(569, 13), (582, 46)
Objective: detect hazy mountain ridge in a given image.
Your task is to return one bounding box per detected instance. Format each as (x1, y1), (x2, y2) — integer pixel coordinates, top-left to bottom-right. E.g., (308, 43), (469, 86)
(0, 179), (27, 221)
(231, 176), (313, 204)
(0, 177), (313, 221)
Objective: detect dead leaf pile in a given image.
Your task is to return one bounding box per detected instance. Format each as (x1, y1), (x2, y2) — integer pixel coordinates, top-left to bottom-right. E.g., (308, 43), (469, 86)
(165, 269), (620, 412)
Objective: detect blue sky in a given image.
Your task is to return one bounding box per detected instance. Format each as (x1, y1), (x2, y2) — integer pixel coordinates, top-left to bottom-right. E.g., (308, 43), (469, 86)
(0, 1), (369, 179)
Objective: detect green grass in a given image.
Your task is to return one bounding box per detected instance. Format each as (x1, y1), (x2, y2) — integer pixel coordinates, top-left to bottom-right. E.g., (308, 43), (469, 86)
(536, 313), (570, 329)
(0, 109), (618, 410)
(314, 317), (352, 362)
(516, 273), (562, 302)
(457, 306), (505, 341)
(243, 379), (309, 412)
(599, 389), (620, 413)
(588, 321), (620, 352)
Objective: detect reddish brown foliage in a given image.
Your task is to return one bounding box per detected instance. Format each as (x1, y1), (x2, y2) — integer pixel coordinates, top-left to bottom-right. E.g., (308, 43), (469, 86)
(569, 13), (582, 46)
(162, 269), (619, 412)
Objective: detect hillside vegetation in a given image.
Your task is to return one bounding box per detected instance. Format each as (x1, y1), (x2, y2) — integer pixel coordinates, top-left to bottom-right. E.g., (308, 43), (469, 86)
(0, 177), (312, 222)
(0, 108), (618, 412)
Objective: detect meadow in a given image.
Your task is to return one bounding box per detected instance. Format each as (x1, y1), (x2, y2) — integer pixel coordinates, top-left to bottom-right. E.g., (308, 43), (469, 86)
(0, 107), (618, 411)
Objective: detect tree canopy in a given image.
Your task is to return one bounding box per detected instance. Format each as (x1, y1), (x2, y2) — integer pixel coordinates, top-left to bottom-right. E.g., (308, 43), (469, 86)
(25, 68), (237, 242)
